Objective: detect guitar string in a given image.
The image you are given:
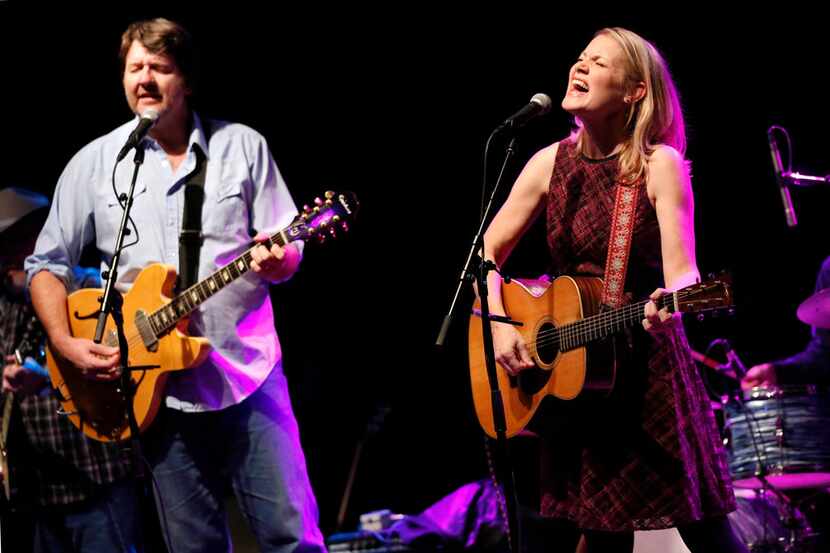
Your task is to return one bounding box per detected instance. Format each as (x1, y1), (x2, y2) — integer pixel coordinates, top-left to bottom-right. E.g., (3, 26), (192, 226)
(536, 297), (677, 351)
(490, 303), (644, 359)
(98, 238), (288, 354)
(529, 286), (695, 346)
(530, 300), (650, 351)
(521, 299), (653, 352)
(480, 285), (720, 367)
(98, 212), (350, 355)
(515, 286), (707, 355)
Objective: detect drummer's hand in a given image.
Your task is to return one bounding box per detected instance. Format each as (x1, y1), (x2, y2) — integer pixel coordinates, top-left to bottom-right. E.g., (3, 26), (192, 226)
(741, 363), (777, 391)
(643, 288), (679, 334)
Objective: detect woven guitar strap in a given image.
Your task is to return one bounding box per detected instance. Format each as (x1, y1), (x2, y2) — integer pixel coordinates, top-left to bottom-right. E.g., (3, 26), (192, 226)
(601, 183), (639, 308)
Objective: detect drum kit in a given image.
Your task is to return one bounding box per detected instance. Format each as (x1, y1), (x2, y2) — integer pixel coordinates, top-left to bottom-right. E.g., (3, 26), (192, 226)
(701, 288), (830, 553)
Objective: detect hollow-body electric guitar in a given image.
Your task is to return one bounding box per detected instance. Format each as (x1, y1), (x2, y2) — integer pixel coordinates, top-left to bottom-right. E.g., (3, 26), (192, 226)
(47, 191), (358, 442)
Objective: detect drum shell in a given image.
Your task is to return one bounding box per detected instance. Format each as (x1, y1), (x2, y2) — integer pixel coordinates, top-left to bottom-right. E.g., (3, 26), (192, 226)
(724, 386), (830, 490)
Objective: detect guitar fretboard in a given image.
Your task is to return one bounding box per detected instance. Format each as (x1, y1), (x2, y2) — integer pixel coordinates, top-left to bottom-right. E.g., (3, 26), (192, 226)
(147, 229), (294, 337)
(549, 294), (675, 352)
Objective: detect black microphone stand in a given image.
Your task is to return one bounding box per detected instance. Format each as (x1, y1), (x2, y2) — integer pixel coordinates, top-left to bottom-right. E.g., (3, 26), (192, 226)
(436, 129), (522, 553)
(94, 143), (150, 550)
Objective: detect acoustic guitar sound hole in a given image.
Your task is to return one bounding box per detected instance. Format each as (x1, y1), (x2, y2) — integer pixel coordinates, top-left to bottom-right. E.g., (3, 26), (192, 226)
(511, 321), (558, 396)
(536, 321), (558, 364)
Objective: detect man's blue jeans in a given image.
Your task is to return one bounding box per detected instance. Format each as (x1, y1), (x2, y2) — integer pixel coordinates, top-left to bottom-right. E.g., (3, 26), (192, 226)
(34, 479), (140, 553)
(145, 370), (326, 553)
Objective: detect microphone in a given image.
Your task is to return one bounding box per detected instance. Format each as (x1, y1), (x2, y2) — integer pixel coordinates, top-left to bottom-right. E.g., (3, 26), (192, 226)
(498, 93), (552, 131)
(767, 127), (798, 227)
(117, 109), (160, 162)
(719, 339), (748, 378)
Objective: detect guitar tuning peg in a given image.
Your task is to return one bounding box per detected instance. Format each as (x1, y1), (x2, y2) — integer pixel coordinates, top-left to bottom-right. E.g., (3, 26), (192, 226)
(317, 234), (326, 244)
(319, 221), (328, 229)
(314, 197), (323, 206)
(325, 199), (333, 207)
(332, 215), (341, 223)
(303, 204), (311, 213)
(340, 221), (349, 232)
(325, 190), (334, 199)
(312, 206), (320, 214)
(329, 227), (337, 237)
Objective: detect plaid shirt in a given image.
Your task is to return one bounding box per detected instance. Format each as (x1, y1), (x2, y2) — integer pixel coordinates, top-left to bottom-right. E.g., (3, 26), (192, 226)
(2, 292), (132, 507)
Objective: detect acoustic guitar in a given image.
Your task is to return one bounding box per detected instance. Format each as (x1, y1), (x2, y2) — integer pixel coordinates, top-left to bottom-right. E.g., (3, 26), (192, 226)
(468, 274), (733, 438)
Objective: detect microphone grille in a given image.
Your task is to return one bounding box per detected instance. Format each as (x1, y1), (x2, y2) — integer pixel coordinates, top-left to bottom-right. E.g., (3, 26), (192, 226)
(141, 108), (160, 122)
(530, 93), (552, 112)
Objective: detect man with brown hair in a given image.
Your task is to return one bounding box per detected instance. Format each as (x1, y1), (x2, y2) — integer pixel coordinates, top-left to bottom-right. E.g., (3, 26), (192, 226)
(26, 18), (326, 553)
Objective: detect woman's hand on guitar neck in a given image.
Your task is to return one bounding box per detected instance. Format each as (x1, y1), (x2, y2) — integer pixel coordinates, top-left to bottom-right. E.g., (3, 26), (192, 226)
(492, 323), (535, 376)
(642, 288), (680, 334)
(52, 335), (121, 381)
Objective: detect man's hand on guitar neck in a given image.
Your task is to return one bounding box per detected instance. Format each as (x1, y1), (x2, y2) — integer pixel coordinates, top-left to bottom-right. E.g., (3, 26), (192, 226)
(642, 288), (680, 335)
(250, 233), (301, 285)
(51, 335), (121, 381)
(492, 323), (535, 376)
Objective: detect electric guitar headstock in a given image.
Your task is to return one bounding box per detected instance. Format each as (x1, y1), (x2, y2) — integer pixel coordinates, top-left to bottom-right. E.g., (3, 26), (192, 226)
(289, 191), (359, 245)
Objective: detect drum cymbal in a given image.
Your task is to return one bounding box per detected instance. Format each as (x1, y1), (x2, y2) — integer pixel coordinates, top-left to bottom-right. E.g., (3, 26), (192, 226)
(797, 288), (830, 329)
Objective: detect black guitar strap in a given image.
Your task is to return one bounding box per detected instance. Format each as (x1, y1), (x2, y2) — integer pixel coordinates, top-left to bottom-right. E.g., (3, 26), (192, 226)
(178, 122), (212, 291)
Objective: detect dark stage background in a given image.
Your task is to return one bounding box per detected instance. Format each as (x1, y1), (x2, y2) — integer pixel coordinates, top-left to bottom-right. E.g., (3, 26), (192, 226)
(2, 4), (828, 540)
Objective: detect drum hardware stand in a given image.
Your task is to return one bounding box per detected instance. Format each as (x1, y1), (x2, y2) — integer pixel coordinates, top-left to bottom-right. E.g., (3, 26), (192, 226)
(730, 392), (801, 551)
(754, 475), (815, 552)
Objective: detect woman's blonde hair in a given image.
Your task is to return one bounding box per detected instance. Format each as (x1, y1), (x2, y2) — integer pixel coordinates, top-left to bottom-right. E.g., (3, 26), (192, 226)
(574, 27), (687, 185)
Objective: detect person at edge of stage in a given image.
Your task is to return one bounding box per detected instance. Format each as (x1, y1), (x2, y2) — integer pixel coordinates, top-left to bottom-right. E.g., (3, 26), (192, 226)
(741, 255), (830, 390)
(1, 187), (140, 553)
